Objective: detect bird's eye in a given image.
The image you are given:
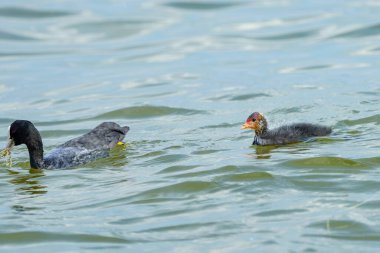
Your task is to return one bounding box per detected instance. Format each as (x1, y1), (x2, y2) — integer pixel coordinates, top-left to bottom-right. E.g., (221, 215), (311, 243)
(252, 118), (256, 122)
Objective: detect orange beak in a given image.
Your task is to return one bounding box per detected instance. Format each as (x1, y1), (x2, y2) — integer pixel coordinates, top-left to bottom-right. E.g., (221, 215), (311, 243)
(241, 122), (255, 130)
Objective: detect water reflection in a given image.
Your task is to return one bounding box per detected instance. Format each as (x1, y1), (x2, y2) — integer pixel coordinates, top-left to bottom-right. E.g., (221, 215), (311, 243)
(7, 167), (47, 196)
(88, 145), (130, 168)
(252, 145), (278, 159)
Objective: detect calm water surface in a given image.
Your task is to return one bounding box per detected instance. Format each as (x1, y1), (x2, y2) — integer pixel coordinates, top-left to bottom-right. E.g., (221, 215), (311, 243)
(0, 0), (380, 252)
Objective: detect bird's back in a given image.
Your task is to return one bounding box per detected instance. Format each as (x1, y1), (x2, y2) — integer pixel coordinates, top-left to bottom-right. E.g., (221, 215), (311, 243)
(258, 123), (331, 145)
(43, 122), (129, 169)
(59, 122), (129, 150)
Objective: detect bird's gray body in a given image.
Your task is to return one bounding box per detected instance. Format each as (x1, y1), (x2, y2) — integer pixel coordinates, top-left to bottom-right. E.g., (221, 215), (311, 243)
(43, 122), (129, 169)
(254, 123), (332, 145)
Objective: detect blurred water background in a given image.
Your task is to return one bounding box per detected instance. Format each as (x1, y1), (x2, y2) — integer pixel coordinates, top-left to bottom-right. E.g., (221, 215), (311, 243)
(0, 0), (379, 252)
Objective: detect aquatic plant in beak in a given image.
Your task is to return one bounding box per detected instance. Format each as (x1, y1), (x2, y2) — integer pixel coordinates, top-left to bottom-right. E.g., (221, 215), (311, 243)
(1, 126), (14, 167)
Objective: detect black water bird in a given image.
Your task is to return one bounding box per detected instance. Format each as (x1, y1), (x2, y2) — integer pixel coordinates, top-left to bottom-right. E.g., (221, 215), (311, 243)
(242, 112), (331, 145)
(4, 120), (129, 169)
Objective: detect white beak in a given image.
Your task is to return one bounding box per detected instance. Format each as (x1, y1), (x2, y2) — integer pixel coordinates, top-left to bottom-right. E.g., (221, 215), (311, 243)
(5, 138), (15, 150)
(4, 125), (14, 153)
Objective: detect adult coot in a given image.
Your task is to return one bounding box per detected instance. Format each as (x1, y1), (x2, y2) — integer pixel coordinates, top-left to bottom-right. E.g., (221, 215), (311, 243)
(242, 112), (331, 145)
(4, 120), (129, 169)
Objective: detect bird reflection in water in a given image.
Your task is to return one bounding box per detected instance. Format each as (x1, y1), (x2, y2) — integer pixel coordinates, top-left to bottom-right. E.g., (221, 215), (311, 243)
(252, 145), (278, 159)
(7, 166), (47, 196)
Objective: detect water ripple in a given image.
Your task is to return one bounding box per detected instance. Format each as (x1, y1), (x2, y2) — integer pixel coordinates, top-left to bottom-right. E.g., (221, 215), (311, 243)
(306, 219), (380, 241)
(282, 156), (371, 169)
(163, 1), (242, 10)
(0, 231), (139, 244)
(332, 23), (380, 38)
(0, 30), (36, 41)
(93, 105), (207, 120)
(254, 208), (306, 217)
(157, 165), (199, 174)
(127, 181), (222, 204)
(229, 93), (271, 101)
(0, 7), (73, 19)
(66, 19), (160, 40)
(216, 171), (273, 182)
(337, 114), (380, 126)
(141, 154), (189, 166)
(255, 29), (318, 41)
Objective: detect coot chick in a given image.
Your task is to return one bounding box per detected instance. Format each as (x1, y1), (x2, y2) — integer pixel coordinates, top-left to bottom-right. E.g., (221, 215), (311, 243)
(4, 120), (129, 169)
(242, 112), (331, 145)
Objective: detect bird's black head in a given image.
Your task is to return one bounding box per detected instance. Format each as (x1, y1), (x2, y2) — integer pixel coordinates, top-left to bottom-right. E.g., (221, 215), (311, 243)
(9, 120), (39, 146)
(5, 120), (44, 169)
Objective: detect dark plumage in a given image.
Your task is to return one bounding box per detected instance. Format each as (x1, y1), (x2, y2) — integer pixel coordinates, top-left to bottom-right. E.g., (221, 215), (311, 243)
(242, 112), (331, 145)
(4, 120), (129, 169)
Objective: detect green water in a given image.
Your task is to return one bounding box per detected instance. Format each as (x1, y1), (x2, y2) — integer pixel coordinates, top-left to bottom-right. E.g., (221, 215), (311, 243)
(0, 0), (380, 252)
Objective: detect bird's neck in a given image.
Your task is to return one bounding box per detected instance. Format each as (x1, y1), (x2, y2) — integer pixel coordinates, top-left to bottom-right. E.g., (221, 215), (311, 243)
(255, 129), (266, 136)
(255, 126), (268, 136)
(26, 138), (44, 169)
(255, 117), (268, 136)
